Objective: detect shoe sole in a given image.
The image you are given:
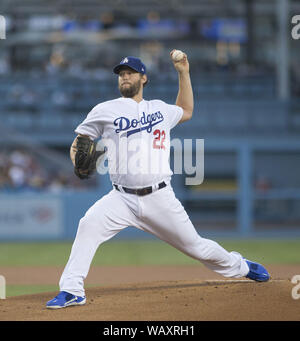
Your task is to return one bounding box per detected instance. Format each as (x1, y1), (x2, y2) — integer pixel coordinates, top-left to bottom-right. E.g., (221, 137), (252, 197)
(46, 298), (86, 309)
(254, 276), (270, 282)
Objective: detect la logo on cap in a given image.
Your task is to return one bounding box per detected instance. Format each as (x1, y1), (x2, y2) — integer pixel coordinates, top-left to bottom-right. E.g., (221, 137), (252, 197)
(121, 58), (129, 64)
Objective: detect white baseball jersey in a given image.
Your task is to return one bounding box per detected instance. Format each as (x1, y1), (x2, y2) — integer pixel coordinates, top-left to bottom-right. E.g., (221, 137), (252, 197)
(75, 97), (183, 188)
(58, 96), (250, 298)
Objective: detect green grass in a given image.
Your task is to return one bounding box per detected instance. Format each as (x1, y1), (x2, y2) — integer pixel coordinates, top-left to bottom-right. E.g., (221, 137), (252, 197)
(6, 285), (59, 297)
(0, 242), (72, 267)
(5, 284), (98, 298)
(219, 239), (300, 264)
(0, 239), (299, 267)
(1, 239), (299, 298)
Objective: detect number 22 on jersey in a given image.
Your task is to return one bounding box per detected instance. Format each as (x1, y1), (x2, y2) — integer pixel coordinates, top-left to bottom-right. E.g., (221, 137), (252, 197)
(153, 129), (166, 150)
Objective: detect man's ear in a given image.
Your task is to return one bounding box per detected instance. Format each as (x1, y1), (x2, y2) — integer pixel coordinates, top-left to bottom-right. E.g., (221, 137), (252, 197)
(142, 74), (148, 87)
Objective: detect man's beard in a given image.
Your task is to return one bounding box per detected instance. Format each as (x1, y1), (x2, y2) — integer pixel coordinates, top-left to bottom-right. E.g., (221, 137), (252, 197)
(119, 79), (142, 98)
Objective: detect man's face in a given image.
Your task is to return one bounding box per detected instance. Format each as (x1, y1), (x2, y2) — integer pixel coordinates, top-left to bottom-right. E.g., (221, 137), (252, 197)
(118, 67), (144, 98)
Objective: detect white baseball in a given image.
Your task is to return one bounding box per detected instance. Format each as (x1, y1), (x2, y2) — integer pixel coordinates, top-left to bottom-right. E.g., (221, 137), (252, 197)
(171, 50), (185, 62)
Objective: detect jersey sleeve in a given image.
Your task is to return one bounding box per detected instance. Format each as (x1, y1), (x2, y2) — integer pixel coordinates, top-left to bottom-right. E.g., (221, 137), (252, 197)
(165, 103), (184, 129)
(74, 106), (104, 140)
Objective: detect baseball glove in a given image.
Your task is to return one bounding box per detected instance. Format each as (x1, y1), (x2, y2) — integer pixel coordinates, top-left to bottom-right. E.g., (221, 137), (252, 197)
(74, 136), (104, 180)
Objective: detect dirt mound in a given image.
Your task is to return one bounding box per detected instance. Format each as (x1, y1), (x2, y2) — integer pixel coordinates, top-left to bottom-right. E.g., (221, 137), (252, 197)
(0, 279), (298, 321)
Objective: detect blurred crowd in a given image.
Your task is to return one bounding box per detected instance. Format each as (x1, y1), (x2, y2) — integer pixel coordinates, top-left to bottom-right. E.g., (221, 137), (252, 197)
(2, 8), (298, 100)
(0, 10), (279, 81)
(0, 149), (95, 192)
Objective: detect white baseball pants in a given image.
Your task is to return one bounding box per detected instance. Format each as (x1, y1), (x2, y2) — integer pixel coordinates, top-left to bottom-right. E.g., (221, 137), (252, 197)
(59, 184), (249, 296)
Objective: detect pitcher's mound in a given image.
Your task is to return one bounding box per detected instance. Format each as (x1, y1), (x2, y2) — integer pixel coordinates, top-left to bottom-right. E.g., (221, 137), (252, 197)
(0, 279), (298, 321)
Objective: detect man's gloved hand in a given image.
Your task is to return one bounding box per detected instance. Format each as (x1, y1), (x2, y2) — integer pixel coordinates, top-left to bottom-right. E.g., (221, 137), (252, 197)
(74, 136), (105, 180)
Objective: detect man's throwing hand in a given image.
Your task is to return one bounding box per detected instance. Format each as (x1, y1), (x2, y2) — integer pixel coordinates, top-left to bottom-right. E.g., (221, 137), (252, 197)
(170, 49), (189, 74)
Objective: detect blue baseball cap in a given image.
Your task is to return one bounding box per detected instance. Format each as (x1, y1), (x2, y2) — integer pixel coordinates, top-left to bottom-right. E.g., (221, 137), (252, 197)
(113, 56), (147, 75)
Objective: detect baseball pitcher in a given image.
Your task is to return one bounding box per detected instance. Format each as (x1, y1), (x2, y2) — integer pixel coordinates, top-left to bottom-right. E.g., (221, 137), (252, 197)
(46, 51), (270, 309)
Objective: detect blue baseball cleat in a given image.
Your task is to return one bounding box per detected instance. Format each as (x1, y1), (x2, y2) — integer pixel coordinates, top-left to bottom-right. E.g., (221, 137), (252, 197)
(245, 260), (270, 282)
(46, 291), (86, 309)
